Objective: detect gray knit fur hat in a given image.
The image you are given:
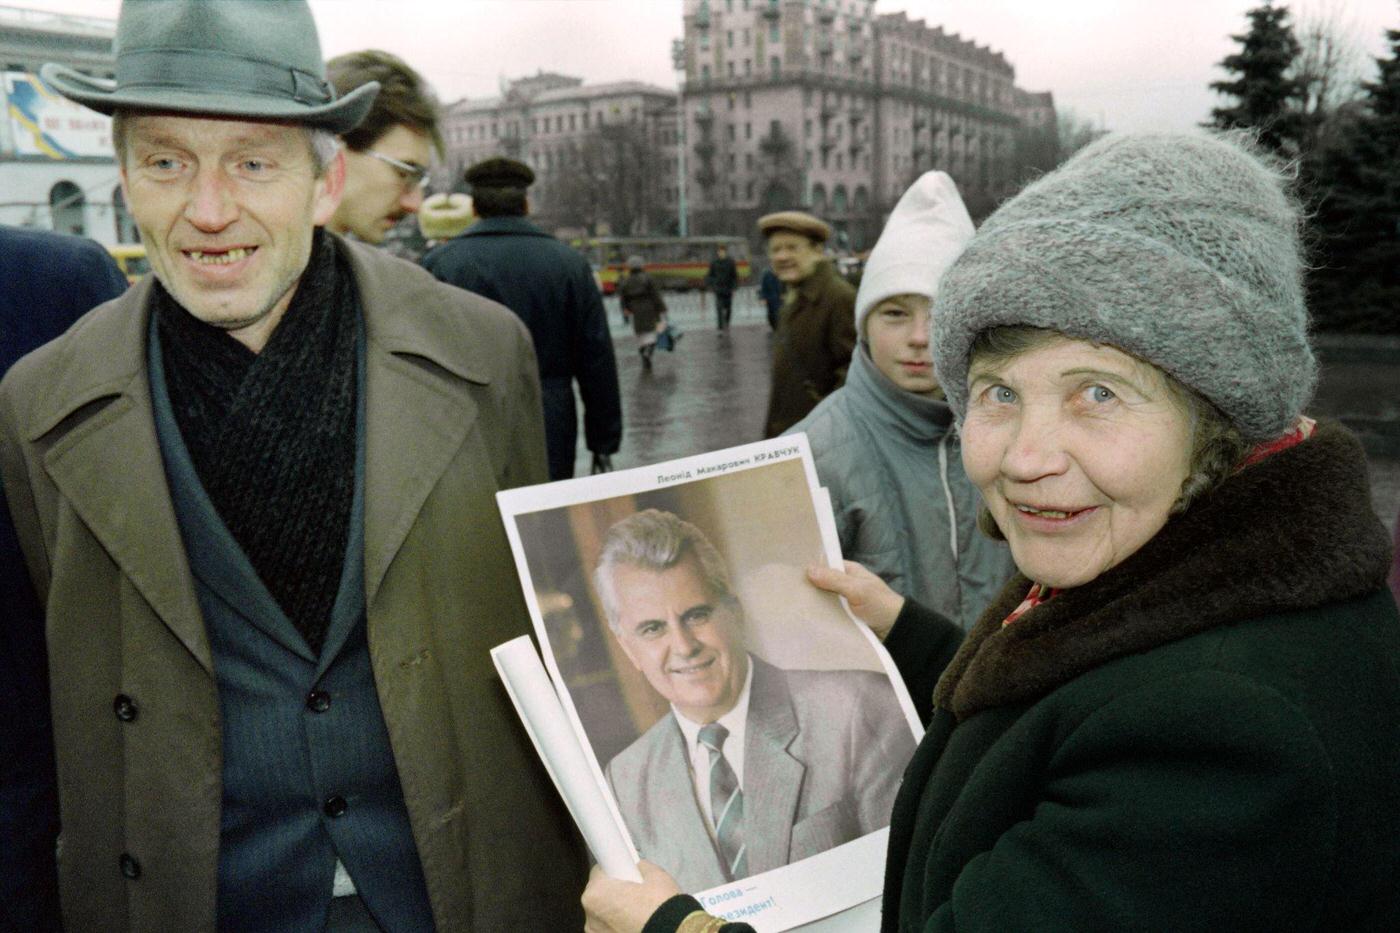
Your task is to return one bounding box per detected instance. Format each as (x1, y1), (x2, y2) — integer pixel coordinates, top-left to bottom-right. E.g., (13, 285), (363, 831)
(932, 130), (1315, 443)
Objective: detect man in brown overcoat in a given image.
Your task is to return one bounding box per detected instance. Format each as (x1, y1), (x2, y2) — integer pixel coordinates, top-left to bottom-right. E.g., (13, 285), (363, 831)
(759, 211), (857, 438)
(0, 2), (585, 930)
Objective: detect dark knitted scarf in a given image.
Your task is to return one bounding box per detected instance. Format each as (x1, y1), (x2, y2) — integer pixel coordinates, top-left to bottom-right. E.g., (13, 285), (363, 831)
(156, 230), (357, 655)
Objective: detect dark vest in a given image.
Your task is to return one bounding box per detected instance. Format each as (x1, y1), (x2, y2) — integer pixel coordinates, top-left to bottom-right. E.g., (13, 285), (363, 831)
(148, 314), (434, 932)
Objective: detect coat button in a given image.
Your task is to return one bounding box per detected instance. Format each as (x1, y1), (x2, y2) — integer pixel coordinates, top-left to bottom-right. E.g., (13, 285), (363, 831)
(113, 695), (138, 722)
(306, 690), (331, 713)
(323, 796), (347, 819)
(119, 853), (141, 879)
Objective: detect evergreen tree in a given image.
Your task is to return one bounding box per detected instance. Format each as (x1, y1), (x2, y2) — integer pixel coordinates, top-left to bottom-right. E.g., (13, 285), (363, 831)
(1210, 3), (1305, 154)
(1308, 27), (1400, 333)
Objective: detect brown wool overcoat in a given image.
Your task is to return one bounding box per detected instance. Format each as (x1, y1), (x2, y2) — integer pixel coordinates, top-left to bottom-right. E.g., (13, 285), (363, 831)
(763, 260), (857, 438)
(0, 237), (588, 931)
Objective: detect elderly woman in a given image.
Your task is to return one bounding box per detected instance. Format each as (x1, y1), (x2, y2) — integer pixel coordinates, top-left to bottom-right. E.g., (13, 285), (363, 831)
(583, 132), (1400, 932)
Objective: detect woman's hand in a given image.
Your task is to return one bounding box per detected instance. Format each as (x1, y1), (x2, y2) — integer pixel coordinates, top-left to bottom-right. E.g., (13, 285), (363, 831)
(807, 561), (905, 641)
(582, 861), (682, 933)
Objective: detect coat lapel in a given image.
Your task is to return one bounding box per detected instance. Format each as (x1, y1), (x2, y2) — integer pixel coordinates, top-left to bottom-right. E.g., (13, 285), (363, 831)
(742, 657), (805, 873)
(653, 717), (729, 889)
(345, 239), (489, 608)
(35, 281), (212, 673)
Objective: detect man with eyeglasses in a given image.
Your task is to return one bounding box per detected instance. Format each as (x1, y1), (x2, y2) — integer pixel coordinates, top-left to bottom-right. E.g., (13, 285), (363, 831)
(327, 50), (439, 246)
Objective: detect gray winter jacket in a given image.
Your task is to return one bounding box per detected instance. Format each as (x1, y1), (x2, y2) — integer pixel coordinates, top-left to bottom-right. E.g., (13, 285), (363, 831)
(788, 346), (1016, 630)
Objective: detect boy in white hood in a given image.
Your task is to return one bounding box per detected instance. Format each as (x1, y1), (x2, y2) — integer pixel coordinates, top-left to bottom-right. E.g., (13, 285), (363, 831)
(787, 172), (1015, 630)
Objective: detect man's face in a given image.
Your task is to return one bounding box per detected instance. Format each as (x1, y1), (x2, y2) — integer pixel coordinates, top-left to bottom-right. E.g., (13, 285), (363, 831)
(119, 114), (341, 352)
(766, 231), (824, 284)
(332, 124), (432, 243)
(609, 556), (748, 724)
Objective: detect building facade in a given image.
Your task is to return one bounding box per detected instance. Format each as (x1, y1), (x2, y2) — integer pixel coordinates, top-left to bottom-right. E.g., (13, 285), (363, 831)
(0, 4), (129, 245)
(679, 0), (1054, 247)
(439, 72), (681, 236)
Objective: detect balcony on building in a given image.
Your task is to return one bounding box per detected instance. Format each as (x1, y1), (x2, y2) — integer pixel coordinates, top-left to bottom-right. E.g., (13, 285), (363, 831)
(760, 0), (780, 22)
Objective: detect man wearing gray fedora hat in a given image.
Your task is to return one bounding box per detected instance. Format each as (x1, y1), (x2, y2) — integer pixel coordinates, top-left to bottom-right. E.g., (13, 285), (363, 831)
(0, 2), (585, 931)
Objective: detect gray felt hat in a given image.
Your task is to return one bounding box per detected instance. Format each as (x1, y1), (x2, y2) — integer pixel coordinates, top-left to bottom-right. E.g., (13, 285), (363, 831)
(40, 0), (377, 134)
(932, 131), (1315, 443)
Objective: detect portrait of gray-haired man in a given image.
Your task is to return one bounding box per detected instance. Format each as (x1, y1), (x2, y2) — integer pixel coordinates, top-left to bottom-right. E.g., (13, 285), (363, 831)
(594, 509), (915, 893)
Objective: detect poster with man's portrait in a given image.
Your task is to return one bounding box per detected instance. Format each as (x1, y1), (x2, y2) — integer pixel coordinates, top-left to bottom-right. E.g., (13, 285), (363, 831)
(497, 436), (923, 931)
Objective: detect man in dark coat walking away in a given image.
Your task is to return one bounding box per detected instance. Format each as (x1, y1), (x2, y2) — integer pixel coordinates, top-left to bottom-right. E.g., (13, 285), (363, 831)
(758, 210), (857, 438)
(423, 157), (622, 479)
(705, 244), (738, 330)
(1, 224), (127, 932)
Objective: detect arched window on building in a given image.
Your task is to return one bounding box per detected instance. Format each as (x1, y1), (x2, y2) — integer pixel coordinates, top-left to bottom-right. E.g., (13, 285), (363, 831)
(50, 181), (85, 236)
(809, 183), (828, 216)
(113, 185), (138, 243)
(853, 185), (869, 213)
(831, 184), (849, 215)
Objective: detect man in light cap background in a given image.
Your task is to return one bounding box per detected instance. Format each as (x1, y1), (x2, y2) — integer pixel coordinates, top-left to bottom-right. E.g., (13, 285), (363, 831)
(0, 1), (585, 930)
(757, 210), (857, 438)
(424, 156), (622, 479)
(789, 172), (1015, 631)
(326, 49), (442, 248)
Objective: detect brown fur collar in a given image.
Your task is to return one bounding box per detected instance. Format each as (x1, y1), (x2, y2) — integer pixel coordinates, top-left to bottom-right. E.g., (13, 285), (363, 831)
(933, 419), (1393, 721)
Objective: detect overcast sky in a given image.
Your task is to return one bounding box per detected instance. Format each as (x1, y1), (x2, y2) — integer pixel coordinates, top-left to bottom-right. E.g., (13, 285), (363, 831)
(16, 0), (1399, 133)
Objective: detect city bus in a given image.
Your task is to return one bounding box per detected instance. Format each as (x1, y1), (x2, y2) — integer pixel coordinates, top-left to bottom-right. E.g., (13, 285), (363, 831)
(575, 236), (752, 294)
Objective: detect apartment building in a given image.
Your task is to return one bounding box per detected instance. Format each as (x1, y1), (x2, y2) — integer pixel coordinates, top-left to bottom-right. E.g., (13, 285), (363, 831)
(680, 0), (1054, 246)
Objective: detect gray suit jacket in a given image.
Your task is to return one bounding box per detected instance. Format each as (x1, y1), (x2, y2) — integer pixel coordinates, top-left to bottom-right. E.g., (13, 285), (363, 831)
(606, 656), (915, 893)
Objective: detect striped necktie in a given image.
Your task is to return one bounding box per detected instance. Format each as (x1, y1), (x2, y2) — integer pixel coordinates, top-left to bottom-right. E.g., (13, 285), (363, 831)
(699, 722), (747, 880)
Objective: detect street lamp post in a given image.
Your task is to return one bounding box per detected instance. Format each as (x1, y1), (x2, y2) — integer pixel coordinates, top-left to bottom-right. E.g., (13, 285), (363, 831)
(671, 37), (689, 237)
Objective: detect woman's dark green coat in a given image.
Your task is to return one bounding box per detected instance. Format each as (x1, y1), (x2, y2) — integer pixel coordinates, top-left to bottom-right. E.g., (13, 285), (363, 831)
(880, 421), (1400, 931)
(648, 421), (1400, 932)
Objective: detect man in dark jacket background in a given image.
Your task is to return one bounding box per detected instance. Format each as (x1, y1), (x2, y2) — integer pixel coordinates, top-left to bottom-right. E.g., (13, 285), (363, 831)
(705, 244), (738, 331)
(423, 157), (622, 479)
(1, 224), (127, 931)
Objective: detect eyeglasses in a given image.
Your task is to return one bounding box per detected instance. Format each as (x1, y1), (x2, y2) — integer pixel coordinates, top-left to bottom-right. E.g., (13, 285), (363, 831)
(365, 150), (430, 191)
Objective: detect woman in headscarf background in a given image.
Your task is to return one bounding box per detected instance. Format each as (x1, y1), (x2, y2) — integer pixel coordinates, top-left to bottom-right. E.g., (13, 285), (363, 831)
(582, 131), (1400, 932)
(618, 254), (667, 372)
(787, 171), (1016, 632)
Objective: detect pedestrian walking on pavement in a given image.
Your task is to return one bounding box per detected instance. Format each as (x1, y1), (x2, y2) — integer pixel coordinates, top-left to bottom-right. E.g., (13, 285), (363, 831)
(423, 156), (622, 478)
(619, 255), (669, 372)
(705, 244), (738, 331)
(759, 266), (784, 331)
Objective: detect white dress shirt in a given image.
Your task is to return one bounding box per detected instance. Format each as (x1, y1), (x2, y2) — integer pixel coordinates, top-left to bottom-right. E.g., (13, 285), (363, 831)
(672, 657), (755, 835)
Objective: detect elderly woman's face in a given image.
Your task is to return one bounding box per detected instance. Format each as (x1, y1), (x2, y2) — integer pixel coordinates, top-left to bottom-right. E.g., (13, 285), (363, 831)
(962, 336), (1193, 589)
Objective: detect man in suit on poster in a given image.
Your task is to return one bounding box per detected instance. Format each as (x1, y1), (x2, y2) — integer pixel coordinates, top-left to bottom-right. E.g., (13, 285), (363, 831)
(594, 509), (915, 893)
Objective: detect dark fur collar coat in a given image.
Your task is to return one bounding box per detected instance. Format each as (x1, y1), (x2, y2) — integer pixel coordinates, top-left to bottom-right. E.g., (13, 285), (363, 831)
(879, 419), (1400, 931)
